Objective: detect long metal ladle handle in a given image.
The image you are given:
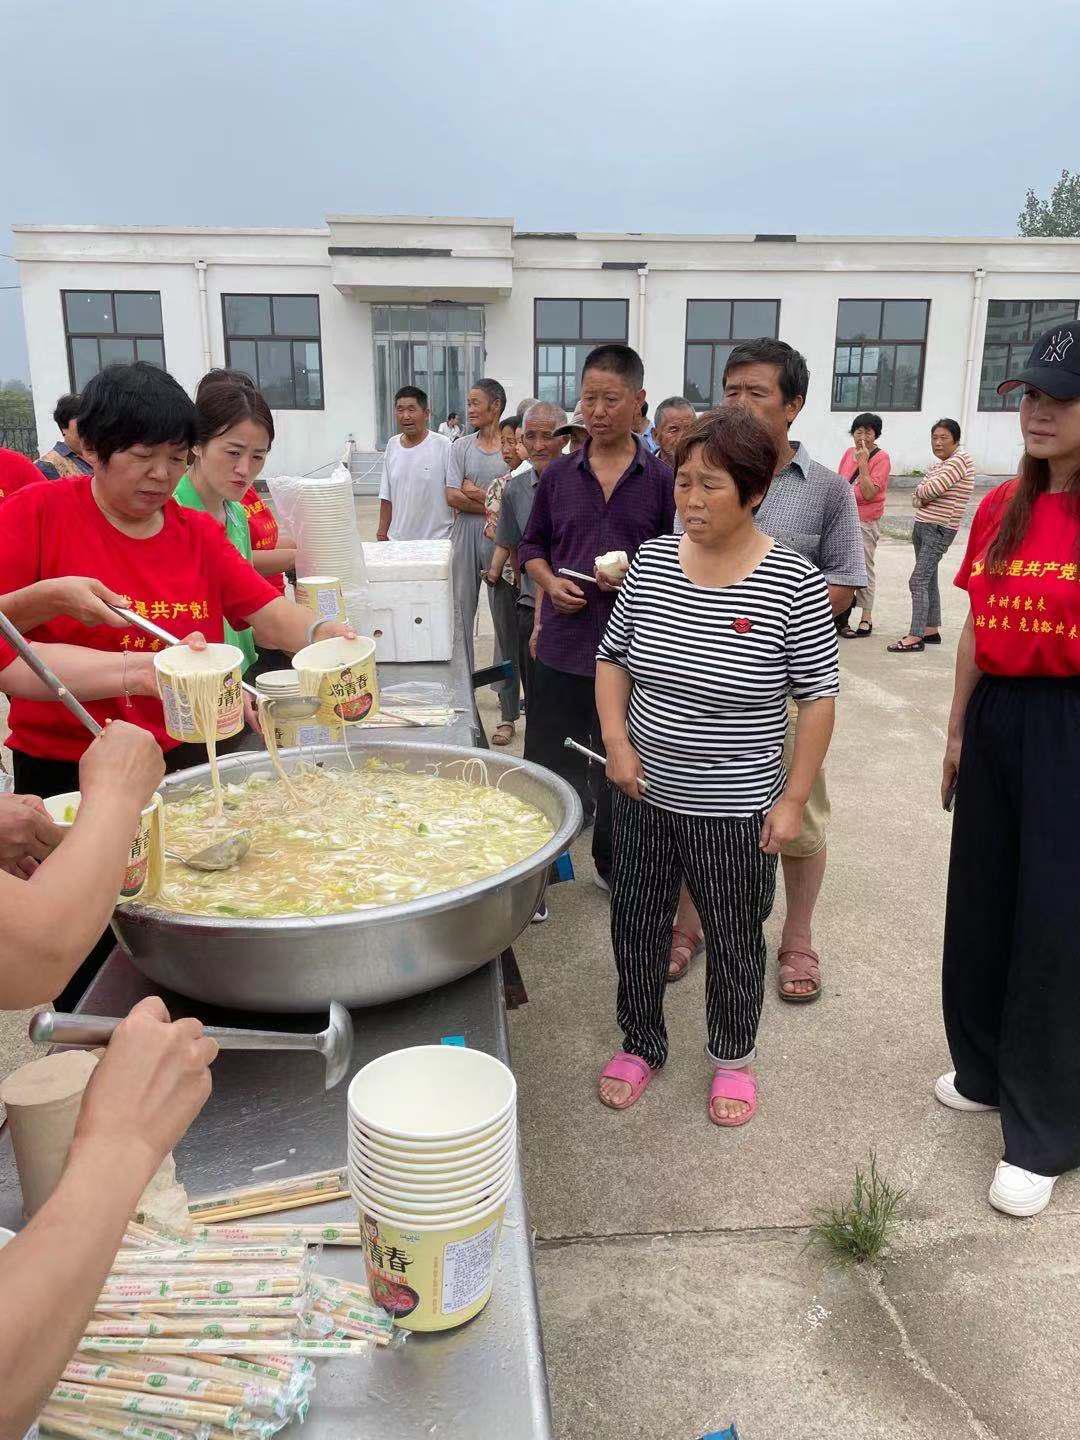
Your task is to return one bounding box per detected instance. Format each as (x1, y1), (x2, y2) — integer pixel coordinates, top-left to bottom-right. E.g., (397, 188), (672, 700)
(564, 736), (649, 791)
(29, 1009), (323, 1055)
(0, 611), (102, 736)
(109, 605), (261, 701)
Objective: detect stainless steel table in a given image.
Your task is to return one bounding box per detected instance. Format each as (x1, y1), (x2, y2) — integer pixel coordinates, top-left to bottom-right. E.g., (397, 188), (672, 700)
(0, 640), (556, 1439)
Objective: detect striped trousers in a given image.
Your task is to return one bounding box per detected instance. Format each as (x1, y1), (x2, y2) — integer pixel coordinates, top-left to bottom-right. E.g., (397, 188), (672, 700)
(610, 790), (777, 1069)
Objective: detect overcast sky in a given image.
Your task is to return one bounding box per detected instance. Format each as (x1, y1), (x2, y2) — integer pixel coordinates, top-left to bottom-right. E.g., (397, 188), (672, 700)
(3, 0), (1078, 384)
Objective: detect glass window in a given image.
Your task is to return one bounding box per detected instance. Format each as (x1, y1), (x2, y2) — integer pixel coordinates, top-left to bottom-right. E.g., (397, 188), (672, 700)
(62, 290), (166, 391)
(581, 299), (630, 339)
(532, 299), (629, 408)
(978, 300), (1080, 409)
(536, 300), (581, 339)
(372, 303), (486, 446)
(223, 294), (323, 410)
(683, 299), (779, 407)
(832, 298), (929, 410)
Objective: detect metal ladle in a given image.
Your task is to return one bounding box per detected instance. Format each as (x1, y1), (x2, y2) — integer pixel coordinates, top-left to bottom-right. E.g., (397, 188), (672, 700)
(166, 830), (252, 872)
(28, 1001), (355, 1090)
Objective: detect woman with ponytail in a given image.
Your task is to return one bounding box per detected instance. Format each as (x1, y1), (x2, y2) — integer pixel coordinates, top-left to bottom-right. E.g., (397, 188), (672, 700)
(936, 319), (1080, 1218)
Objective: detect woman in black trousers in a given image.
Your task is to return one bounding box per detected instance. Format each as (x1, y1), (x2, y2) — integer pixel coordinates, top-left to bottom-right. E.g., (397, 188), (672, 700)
(938, 319), (1080, 1216)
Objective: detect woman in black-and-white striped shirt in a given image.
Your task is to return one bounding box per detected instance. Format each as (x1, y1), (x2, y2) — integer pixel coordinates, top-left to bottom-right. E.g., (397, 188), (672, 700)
(595, 406), (839, 1127)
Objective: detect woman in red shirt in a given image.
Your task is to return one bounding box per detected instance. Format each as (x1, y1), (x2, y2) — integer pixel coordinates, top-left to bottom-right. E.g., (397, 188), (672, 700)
(938, 320), (1080, 1218)
(836, 412), (890, 637)
(0, 361), (351, 801)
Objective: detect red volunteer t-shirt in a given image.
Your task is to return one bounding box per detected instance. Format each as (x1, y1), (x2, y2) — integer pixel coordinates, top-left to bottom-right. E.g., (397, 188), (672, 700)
(955, 479), (1080, 677)
(0, 447), (46, 504)
(242, 486), (285, 595)
(0, 476), (277, 761)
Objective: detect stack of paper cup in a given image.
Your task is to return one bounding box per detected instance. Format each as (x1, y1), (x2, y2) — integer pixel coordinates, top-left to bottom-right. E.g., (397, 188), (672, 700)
(268, 467), (367, 588)
(347, 1045), (516, 1332)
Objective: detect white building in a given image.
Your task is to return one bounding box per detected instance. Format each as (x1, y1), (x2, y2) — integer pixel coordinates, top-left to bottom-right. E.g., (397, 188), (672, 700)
(14, 216), (1080, 481)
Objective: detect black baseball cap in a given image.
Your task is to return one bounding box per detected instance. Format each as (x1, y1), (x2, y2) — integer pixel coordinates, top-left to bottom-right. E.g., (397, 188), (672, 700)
(998, 321), (1080, 400)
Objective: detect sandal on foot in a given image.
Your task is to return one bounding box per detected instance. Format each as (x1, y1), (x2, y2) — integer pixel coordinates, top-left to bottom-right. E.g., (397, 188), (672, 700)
(709, 1067), (757, 1127)
(778, 948), (822, 1004)
(887, 637), (925, 653)
(855, 620), (873, 637)
(923, 632), (942, 645)
(839, 625), (859, 639)
(598, 1051), (654, 1111)
(667, 927), (704, 983)
(492, 722), (516, 746)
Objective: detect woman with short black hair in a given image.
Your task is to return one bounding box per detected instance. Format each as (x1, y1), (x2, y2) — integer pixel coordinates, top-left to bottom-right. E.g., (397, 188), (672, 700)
(937, 320), (1080, 1216)
(837, 412), (890, 637)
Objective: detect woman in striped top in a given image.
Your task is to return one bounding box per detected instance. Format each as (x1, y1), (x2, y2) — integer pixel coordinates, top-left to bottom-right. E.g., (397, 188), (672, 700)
(888, 418), (976, 653)
(594, 407), (839, 1126)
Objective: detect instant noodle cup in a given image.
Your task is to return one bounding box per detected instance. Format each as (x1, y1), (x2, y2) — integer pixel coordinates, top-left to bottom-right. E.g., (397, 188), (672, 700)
(356, 1187), (511, 1332)
(349, 1159), (514, 1213)
(350, 1134), (516, 1187)
(154, 643), (245, 744)
(296, 575), (346, 623)
(353, 1168), (514, 1229)
(292, 635), (379, 727)
(347, 1044), (516, 1144)
(44, 790), (164, 903)
(347, 1111), (515, 1162)
(254, 670), (344, 750)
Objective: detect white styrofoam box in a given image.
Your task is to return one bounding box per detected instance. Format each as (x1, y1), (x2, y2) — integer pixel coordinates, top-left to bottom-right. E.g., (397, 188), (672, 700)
(360, 540), (454, 663)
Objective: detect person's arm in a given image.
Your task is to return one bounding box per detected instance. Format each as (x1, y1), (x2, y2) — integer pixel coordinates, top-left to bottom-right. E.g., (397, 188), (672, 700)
(529, 605), (542, 658)
(377, 499), (392, 542)
(596, 661), (645, 798)
(485, 544), (511, 586)
(0, 722), (165, 1008)
(244, 596), (354, 654)
(519, 473), (586, 613)
(760, 698), (835, 853)
(1, 577), (131, 632)
(0, 996), (217, 1439)
(444, 441), (486, 514)
(942, 611), (978, 806)
(916, 456), (964, 503)
(819, 481), (866, 613)
(250, 544), (297, 576)
(854, 447), (882, 503)
(0, 643), (172, 702)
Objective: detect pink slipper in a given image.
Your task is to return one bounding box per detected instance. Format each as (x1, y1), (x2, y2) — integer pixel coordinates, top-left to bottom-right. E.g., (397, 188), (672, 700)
(598, 1051), (654, 1111)
(709, 1067), (757, 1128)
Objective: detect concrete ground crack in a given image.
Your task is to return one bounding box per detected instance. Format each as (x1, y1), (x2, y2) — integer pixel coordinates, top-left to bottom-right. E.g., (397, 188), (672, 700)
(862, 1267), (1000, 1439)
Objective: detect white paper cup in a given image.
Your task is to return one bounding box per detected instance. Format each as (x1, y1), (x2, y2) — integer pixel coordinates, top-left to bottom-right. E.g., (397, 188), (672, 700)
(351, 1169), (514, 1227)
(292, 635), (378, 726)
(347, 1045), (516, 1144)
(0, 1226), (16, 1249)
(296, 575), (346, 623)
(155, 643), (245, 743)
(349, 1135), (516, 1187)
(349, 1159), (514, 1213)
(347, 1113), (515, 1163)
(43, 791), (163, 902)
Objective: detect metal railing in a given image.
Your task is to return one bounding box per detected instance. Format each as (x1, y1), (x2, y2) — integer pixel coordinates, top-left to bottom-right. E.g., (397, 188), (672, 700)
(0, 425), (38, 458)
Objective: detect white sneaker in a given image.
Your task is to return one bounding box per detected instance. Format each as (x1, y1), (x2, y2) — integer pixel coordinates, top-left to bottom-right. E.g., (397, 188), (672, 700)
(934, 1071), (998, 1113)
(989, 1161), (1057, 1217)
(530, 902), (549, 924)
(593, 873), (610, 893)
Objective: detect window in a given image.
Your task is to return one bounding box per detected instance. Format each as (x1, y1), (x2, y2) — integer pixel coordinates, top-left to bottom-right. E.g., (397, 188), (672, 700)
(683, 299), (780, 407)
(978, 299), (1080, 411)
(222, 294), (323, 410)
(63, 290), (165, 391)
(533, 299), (628, 410)
(831, 299), (930, 411)
(372, 304), (486, 448)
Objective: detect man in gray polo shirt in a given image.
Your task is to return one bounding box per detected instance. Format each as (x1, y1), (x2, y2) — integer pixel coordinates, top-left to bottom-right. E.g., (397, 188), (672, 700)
(673, 338), (866, 1007)
(485, 400), (567, 713)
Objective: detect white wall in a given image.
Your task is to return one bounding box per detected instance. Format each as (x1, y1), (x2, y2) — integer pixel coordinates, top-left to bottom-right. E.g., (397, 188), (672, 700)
(15, 224), (1080, 480)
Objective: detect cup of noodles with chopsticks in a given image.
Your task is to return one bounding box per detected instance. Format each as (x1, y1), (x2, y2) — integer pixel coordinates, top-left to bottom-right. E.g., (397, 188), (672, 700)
(595, 549), (629, 583)
(43, 791), (164, 902)
(296, 575), (347, 624)
(292, 635), (379, 726)
(154, 643), (246, 744)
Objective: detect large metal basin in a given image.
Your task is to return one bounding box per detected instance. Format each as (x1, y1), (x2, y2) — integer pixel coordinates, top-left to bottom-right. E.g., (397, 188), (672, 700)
(111, 741), (582, 1013)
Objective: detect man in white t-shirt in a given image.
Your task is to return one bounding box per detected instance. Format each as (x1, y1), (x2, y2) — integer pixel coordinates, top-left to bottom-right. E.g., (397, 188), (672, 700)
(377, 386), (454, 542)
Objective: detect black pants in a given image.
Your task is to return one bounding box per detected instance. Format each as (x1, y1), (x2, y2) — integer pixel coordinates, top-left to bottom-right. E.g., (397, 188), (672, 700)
(943, 675), (1080, 1175)
(12, 733), (252, 1012)
(515, 603), (536, 713)
(522, 659), (611, 880)
(610, 790), (776, 1069)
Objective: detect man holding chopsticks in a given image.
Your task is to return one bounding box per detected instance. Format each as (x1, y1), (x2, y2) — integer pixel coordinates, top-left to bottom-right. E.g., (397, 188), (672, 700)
(519, 344), (675, 890)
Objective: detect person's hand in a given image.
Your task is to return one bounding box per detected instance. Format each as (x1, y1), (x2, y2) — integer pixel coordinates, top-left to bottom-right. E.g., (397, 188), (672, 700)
(375, 532), (390, 542)
(71, 995), (218, 1191)
(243, 692), (262, 734)
(126, 638), (204, 698)
(529, 622), (540, 659)
(605, 737), (646, 799)
(483, 566), (501, 588)
(311, 620), (358, 642)
(44, 577), (132, 628)
(79, 720), (165, 812)
(760, 794), (805, 854)
(0, 793), (63, 872)
(941, 734), (962, 809)
(547, 577), (587, 614)
(594, 567), (624, 593)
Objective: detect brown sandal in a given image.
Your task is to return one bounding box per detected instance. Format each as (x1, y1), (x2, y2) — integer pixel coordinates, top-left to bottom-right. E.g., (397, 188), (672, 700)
(492, 722), (516, 746)
(777, 948), (822, 1004)
(667, 927), (704, 982)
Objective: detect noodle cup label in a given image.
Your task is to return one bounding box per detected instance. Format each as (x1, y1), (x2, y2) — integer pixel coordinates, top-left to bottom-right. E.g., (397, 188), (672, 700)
(155, 644), (246, 744)
(297, 576), (346, 623)
(359, 1201), (506, 1332)
(293, 636), (379, 727)
(44, 791), (163, 903)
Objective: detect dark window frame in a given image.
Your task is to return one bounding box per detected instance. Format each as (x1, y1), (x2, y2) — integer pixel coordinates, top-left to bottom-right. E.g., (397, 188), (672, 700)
(532, 298), (630, 411)
(683, 298), (781, 409)
(977, 299), (1080, 411)
(221, 292), (324, 411)
(62, 288), (165, 392)
(830, 298), (931, 413)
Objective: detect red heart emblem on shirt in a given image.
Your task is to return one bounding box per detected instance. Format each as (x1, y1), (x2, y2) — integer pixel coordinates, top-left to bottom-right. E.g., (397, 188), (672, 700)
(731, 617), (753, 634)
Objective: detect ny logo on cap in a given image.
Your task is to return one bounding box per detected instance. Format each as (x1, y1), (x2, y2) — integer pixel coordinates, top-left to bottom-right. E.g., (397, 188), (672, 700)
(1041, 329), (1075, 365)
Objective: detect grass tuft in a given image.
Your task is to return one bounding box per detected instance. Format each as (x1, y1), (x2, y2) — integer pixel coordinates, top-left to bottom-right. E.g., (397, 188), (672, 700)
(807, 1153), (906, 1266)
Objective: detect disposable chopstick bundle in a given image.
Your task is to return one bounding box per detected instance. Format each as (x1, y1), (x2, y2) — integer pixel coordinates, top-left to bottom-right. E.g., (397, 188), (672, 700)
(40, 1407), (189, 1440)
(79, 1337), (374, 1358)
(187, 1168), (347, 1216)
(94, 1297), (305, 1318)
(195, 1223), (363, 1247)
(110, 1246), (308, 1268)
(49, 1382), (240, 1427)
(186, 1193), (350, 1225)
(62, 1361), (246, 1407)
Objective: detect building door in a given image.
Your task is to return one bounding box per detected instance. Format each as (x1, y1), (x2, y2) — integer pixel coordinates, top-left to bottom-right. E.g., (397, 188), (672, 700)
(373, 304), (486, 447)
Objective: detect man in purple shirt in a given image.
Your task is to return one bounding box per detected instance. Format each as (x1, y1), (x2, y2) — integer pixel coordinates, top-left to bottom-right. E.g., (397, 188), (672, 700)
(520, 344), (675, 886)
